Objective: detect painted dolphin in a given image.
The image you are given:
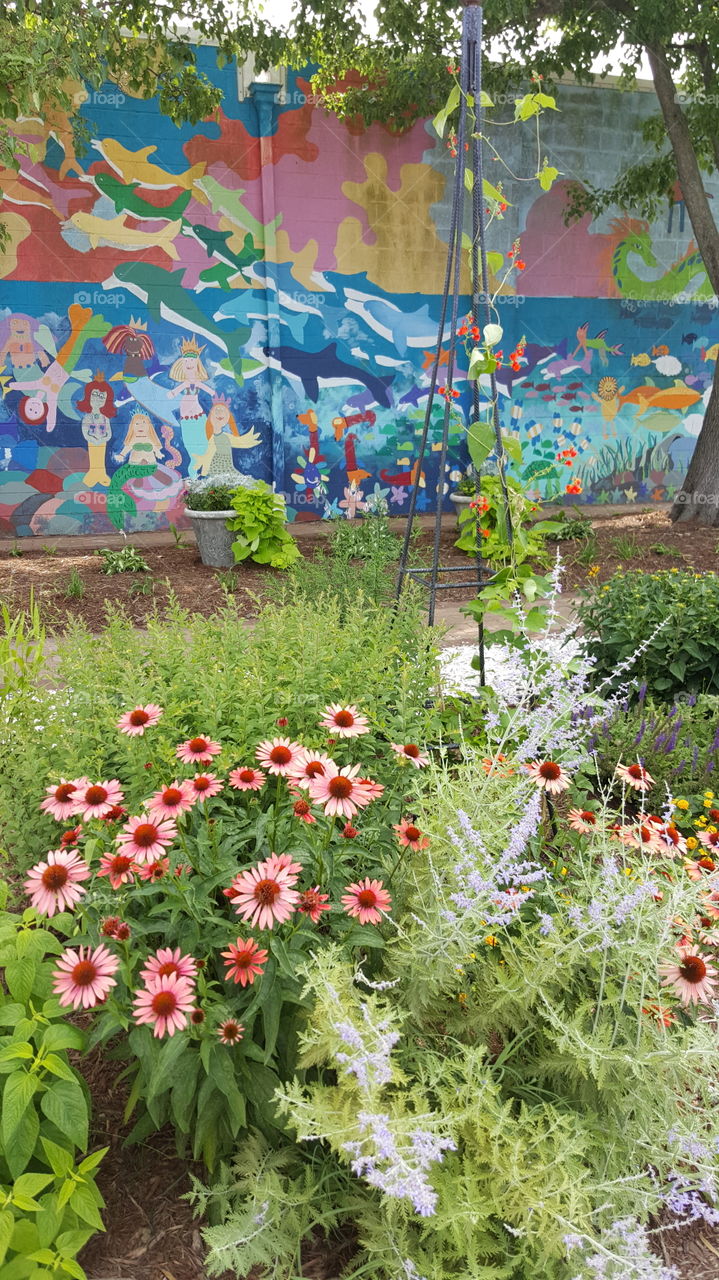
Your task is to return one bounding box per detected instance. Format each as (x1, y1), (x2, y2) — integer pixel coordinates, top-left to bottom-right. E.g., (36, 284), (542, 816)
(195, 174), (283, 244)
(180, 222), (260, 276)
(65, 210), (182, 258)
(344, 288), (447, 355)
(214, 292), (308, 345)
(262, 343), (393, 405)
(92, 140), (206, 190)
(103, 262), (252, 377)
(93, 171), (192, 222)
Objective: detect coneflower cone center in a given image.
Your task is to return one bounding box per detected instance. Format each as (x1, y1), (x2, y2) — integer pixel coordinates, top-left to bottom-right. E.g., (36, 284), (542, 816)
(328, 776), (353, 798)
(358, 889), (377, 908)
(680, 956), (707, 983)
(86, 785), (108, 805)
(130, 709), (149, 726)
(254, 878), (281, 905)
(42, 865), (69, 889)
(152, 991), (179, 1016)
(72, 961), (97, 987)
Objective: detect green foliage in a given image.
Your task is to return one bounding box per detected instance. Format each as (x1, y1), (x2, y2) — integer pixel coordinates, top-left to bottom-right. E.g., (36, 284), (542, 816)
(64, 569), (85, 600)
(0, 896), (106, 1276)
(610, 534), (639, 561)
(96, 545), (150, 575)
(577, 568), (719, 699)
(549, 515), (594, 543)
(227, 483), (300, 570)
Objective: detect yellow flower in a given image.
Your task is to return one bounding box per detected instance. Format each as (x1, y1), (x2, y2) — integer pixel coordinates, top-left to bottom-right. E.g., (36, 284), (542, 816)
(704, 800), (713, 808)
(709, 825), (718, 834)
(484, 935), (498, 946)
(686, 837), (698, 850)
(588, 565), (600, 577)
(673, 798), (689, 810)
(458, 993), (467, 1004)
(705, 791), (715, 800)
(697, 816), (707, 827)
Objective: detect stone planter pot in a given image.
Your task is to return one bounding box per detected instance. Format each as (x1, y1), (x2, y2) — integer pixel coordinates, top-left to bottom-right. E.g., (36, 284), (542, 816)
(449, 491), (473, 527)
(185, 508), (236, 568)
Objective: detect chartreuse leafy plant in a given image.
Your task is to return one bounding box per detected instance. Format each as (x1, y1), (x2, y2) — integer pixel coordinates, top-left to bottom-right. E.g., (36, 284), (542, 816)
(193, 604), (719, 1280)
(227, 482), (300, 569)
(0, 889), (106, 1277)
(578, 568), (719, 699)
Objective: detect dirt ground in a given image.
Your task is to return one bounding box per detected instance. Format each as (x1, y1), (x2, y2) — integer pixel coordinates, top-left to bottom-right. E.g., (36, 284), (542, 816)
(0, 506), (717, 632)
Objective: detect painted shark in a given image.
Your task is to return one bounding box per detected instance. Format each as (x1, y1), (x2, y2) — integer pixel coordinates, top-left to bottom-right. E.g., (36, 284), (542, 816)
(262, 343), (393, 405)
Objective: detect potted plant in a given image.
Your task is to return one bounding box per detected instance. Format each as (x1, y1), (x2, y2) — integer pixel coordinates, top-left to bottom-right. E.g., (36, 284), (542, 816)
(449, 471), (477, 526)
(183, 475), (249, 568)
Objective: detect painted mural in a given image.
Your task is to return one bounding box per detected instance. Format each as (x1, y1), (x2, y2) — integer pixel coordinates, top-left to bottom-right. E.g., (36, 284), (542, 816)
(1, 58), (718, 535)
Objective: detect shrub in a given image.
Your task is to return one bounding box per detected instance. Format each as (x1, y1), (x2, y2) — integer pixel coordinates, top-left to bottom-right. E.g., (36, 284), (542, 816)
(577, 569), (719, 699)
(227, 483), (300, 569)
(0, 888), (106, 1276)
(96, 546), (149, 575)
(193, 600), (719, 1280)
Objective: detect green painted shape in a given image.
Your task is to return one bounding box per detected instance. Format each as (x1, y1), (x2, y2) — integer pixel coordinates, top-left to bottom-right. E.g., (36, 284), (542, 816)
(197, 175), (283, 243)
(612, 227), (713, 301)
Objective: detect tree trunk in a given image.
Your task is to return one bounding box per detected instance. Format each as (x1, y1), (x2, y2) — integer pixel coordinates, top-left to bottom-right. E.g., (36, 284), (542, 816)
(646, 44), (719, 522)
(670, 357), (719, 523)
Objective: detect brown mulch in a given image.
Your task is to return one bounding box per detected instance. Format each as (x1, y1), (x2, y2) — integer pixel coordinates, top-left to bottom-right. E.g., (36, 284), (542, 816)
(1, 508), (717, 633)
(77, 1045), (357, 1280)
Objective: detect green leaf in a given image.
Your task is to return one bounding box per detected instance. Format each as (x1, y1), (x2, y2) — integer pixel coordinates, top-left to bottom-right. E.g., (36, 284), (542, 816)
(5, 956), (37, 1003)
(0, 1041), (34, 1064)
(2, 1069), (38, 1146)
(76, 1147), (107, 1177)
(40, 1025), (85, 1054)
(501, 434), (523, 466)
(0, 1209), (14, 1267)
(432, 82), (460, 137)
(41, 1054), (78, 1083)
(70, 1182), (104, 1230)
(41, 1137), (74, 1178)
(6, 1105), (39, 1179)
(482, 177), (508, 205)
(13, 1174), (53, 1198)
(41, 1079), (88, 1151)
(537, 161), (560, 191)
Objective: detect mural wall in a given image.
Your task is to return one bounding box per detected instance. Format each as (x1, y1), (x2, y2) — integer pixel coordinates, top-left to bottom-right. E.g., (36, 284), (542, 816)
(1, 59), (718, 536)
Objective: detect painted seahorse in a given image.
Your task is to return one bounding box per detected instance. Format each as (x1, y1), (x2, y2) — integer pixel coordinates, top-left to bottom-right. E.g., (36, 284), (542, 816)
(611, 220), (714, 301)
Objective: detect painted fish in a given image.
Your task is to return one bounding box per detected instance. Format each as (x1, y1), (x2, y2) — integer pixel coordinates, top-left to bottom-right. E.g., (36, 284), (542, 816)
(631, 353), (651, 366)
(682, 333), (698, 344)
(703, 343), (719, 361)
(93, 140), (206, 190)
(651, 345), (669, 356)
(66, 210), (182, 259)
(622, 379), (702, 416)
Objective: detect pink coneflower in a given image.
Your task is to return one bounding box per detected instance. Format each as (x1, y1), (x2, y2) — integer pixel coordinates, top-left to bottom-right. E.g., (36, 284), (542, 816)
(101, 804), (127, 824)
(76, 780), (125, 821)
(97, 851), (138, 889)
(616, 823), (663, 853)
(190, 1007), (205, 1025)
(117, 814), (177, 864)
(567, 809), (597, 834)
(615, 762), (654, 792)
(357, 777), (385, 802)
(698, 830), (719, 850)
(188, 773), (223, 801)
(647, 817), (687, 857)
(53, 944), (119, 1010)
(391, 742), (429, 768)
(660, 947), (718, 1005)
(255, 737), (304, 776)
(140, 946), (198, 986)
(308, 761), (372, 819)
(221, 936), (269, 986)
(287, 750), (333, 789)
(526, 761), (570, 795)
(25, 849), (90, 917)
(225, 855), (300, 929)
(319, 704), (369, 738)
(684, 854), (718, 882)
(341, 877), (392, 925)
(218, 1019), (244, 1045)
(292, 795), (317, 824)
(341, 822), (358, 838)
(147, 781), (194, 821)
(117, 704), (163, 736)
(297, 886), (332, 922)
(100, 916), (120, 937)
(394, 818), (430, 851)
(59, 826), (82, 849)
(136, 858), (170, 882)
(40, 778), (86, 821)
(229, 766), (266, 792)
(176, 735), (222, 765)
(133, 973), (195, 1037)
(116, 922), (131, 941)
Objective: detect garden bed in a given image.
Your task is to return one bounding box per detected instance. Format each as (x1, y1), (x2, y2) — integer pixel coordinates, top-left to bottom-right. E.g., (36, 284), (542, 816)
(0, 507), (717, 634)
